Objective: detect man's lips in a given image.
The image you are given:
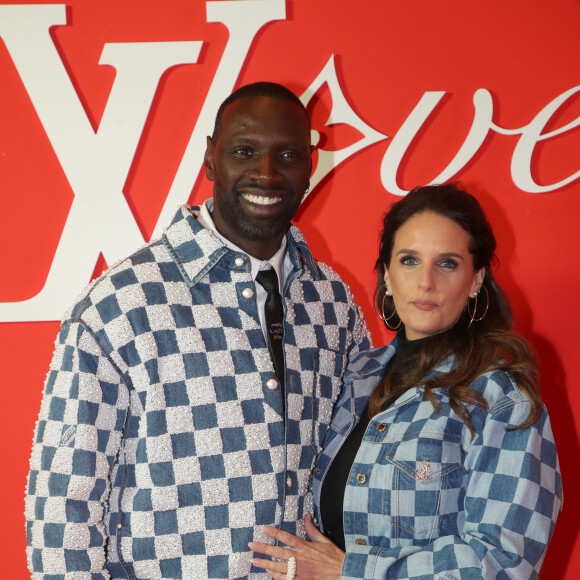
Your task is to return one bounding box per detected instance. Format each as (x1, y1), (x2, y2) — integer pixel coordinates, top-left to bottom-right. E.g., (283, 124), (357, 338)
(411, 301), (438, 311)
(241, 192), (284, 206)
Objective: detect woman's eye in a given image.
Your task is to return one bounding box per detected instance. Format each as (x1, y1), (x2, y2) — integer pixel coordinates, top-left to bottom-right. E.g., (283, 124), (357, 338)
(400, 255), (419, 266)
(438, 258), (458, 269)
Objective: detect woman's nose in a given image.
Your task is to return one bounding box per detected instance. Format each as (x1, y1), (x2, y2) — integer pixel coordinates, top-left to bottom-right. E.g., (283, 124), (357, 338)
(418, 268), (434, 291)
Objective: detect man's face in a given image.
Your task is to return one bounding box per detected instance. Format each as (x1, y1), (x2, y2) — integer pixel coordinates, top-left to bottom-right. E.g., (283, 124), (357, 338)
(204, 96), (312, 259)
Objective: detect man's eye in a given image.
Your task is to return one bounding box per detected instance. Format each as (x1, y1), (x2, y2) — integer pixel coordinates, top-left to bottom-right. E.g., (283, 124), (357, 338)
(400, 256), (418, 266)
(233, 147), (253, 157)
(281, 150), (299, 160)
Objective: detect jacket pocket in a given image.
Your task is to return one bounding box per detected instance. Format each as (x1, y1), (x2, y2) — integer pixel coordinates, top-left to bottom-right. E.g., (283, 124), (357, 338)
(385, 434), (464, 543)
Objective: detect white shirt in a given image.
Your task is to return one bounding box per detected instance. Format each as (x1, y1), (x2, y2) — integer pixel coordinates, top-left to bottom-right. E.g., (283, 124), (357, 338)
(197, 199), (292, 338)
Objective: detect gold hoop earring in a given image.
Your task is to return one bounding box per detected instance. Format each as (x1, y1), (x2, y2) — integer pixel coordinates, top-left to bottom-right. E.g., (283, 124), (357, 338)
(377, 285), (401, 330)
(375, 285), (388, 321)
(467, 285), (489, 328)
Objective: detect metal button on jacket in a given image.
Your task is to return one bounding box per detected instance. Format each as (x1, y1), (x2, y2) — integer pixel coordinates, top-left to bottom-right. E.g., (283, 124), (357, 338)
(242, 287), (254, 299)
(376, 422), (387, 431)
(356, 473), (366, 484)
(235, 257), (245, 267)
(266, 378), (279, 390)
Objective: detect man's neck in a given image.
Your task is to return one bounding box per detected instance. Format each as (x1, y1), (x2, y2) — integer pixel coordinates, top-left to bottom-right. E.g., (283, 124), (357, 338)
(225, 235), (286, 261)
(197, 199), (287, 261)
(197, 198), (286, 261)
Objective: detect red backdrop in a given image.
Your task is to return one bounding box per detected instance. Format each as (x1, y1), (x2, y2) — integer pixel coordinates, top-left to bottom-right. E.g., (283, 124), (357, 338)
(1, 0), (579, 576)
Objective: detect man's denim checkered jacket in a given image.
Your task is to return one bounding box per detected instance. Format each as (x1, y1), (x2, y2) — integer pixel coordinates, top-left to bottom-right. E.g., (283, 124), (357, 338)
(312, 338), (562, 579)
(25, 205), (371, 579)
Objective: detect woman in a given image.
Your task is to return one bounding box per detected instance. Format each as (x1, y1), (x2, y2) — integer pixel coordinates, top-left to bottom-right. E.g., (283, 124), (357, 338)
(250, 184), (562, 579)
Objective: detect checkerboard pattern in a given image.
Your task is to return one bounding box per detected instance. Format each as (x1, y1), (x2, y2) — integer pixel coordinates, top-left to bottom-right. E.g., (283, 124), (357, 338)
(25, 206), (371, 578)
(313, 346), (562, 579)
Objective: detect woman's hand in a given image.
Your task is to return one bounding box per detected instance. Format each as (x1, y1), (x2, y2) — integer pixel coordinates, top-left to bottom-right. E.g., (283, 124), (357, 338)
(249, 513), (345, 580)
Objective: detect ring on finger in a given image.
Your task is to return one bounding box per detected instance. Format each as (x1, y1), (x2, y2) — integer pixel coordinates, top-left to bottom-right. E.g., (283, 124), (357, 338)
(286, 556), (297, 580)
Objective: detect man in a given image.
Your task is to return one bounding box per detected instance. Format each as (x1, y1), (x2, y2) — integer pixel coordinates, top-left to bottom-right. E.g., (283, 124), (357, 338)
(25, 82), (371, 578)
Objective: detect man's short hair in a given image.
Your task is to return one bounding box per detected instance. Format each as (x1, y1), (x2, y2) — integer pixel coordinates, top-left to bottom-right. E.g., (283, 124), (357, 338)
(211, 81), (310, 139)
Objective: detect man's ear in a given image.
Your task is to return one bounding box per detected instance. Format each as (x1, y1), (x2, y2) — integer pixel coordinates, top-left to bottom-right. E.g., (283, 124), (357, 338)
(204, 136), (216, 181)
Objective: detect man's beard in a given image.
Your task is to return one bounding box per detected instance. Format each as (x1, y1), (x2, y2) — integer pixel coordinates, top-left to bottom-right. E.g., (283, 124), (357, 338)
(215, 182), (301, 241)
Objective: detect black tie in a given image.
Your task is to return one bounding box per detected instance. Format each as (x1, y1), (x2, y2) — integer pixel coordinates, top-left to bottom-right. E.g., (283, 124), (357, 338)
(256, 269), (285, 392)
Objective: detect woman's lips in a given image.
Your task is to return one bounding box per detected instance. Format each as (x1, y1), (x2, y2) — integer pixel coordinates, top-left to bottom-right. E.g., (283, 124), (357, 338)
(411, 301), (438, 311)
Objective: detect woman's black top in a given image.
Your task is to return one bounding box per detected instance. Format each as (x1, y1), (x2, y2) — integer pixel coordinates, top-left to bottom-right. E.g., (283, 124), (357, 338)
(319, 330), (425, 551)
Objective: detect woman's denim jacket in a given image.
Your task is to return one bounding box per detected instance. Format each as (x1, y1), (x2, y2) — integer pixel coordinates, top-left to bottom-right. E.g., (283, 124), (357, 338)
(313, 340), (562, 580)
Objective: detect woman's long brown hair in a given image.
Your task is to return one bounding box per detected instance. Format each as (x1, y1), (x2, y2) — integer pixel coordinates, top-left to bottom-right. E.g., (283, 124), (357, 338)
(370, 184), (542, 435)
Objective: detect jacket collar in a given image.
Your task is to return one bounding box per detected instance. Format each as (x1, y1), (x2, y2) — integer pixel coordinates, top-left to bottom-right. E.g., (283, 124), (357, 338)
(344, 336), (457, 384)
(339, 341), (457, 427)
(162, 205), (320, 287)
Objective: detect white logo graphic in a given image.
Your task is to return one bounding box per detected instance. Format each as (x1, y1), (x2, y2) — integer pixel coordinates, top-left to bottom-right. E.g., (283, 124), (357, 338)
(0, 2), (578, 322)
(0, 2), (386, 322)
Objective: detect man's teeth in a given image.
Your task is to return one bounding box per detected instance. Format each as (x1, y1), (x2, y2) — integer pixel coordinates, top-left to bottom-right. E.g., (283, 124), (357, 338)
(242, 193), (283, 205)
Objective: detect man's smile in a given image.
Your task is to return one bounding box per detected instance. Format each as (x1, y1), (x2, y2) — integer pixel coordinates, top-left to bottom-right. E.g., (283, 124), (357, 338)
(241, 192), (284, 206)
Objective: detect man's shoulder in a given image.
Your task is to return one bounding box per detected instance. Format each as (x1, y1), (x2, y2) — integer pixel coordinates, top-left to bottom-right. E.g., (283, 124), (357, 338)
(287, 224), (348, 285)
(312, 259), (348, 284)
(64, 237), (173, 323)
(63, 206), (210, 323)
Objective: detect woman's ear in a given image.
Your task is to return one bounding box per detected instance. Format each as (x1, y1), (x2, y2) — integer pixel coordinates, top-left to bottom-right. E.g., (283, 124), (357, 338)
(471, 268), (486, 295)
(383, 266), (391, 286)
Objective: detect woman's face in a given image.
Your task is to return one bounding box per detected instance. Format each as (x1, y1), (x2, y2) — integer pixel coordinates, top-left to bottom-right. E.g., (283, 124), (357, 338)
(384, 211), (485, 341)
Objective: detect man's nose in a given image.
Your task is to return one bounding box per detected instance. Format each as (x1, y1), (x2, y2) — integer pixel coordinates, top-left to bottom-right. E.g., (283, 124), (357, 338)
(248, 153), (282, 183)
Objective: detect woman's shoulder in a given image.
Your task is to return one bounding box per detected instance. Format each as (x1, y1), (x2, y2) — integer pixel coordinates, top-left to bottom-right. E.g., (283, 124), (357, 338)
(463, 364), (547, 436)
(426, 355), (535, 418)
(344, 343), (395, 381)
(468, 365), (528, 407)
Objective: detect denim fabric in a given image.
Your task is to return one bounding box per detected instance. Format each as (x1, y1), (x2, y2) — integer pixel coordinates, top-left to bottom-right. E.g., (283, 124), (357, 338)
(312, 340), (562, 579)
(25, 205), (371, 579)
